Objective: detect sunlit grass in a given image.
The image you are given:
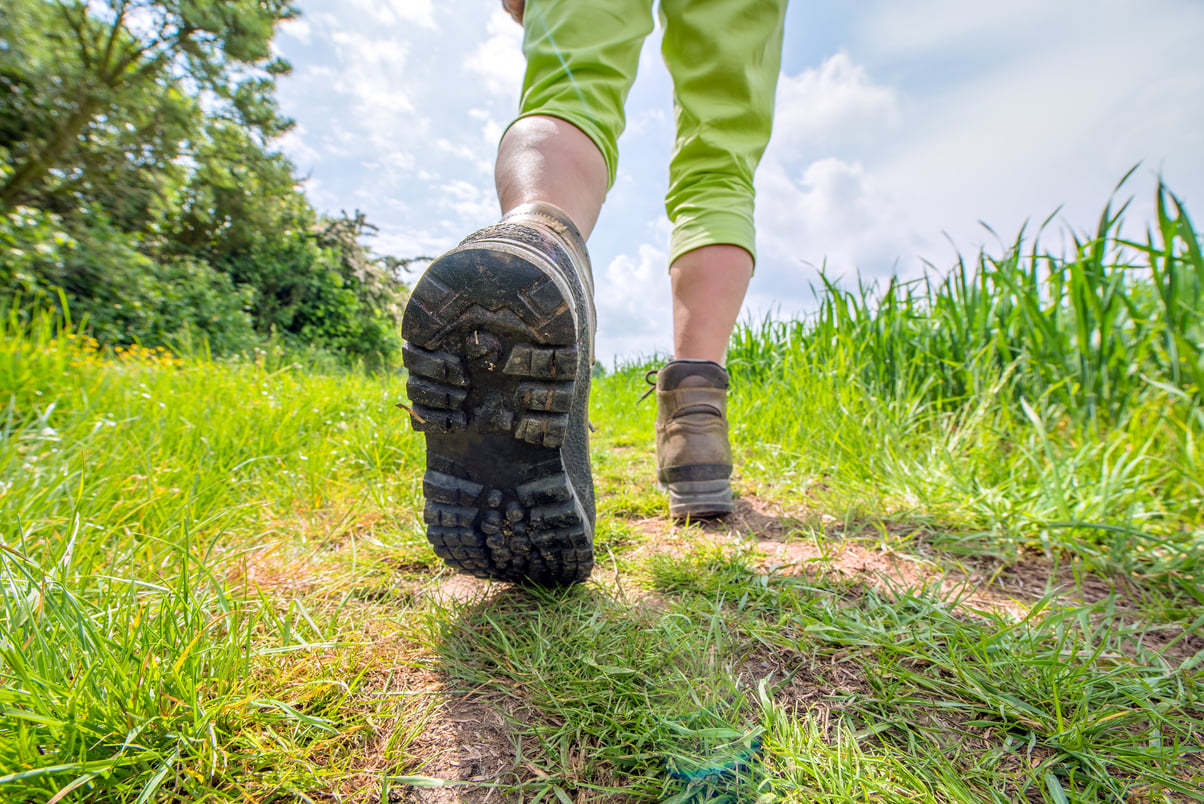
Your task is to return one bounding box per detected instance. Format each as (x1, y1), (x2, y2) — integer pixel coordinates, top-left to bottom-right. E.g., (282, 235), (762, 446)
(0, 314), (425, 799)
(727, 179), (1203, 603)
(1, 183), (1201, 801)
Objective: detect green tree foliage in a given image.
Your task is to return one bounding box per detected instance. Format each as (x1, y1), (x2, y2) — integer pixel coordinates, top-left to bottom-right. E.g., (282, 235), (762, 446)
(1, 205), (257, 353)
(165, 122), (404, 359)
(0, 0), (293, 213)
(0, 0), (409, 364)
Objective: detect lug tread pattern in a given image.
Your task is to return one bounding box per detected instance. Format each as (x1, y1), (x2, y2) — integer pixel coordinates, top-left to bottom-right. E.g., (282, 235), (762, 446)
(517, 381), (573, 413)
(403, 343), (469, 386)
(404, 344), (470, 434)
(504, 345), (578, 379)
(514, 413), (567, 449)
(420, 466), (590, 585)
(407, 377), (468, 411)
(506, 347), (576, 449)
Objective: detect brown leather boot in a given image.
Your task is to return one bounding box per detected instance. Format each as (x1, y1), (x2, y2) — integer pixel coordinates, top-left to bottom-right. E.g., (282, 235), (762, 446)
(653, 360), (733, 518)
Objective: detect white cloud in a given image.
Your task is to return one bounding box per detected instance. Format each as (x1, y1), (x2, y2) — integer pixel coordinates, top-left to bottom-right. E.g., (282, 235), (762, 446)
(276, 123), (321, 170)
(341, 0), (437, 29)
(329, 30), (414, 115)
(374, 225), (456, 263)
(386, 0), (437, 29)
(858, 0), (1204, 262)
(296, 176), (337, 212)
(754, 52), (911, 290)
(863, 0), (1050, 58)
(625, 108), (669, 137)
(593, 241), (674, 366)
(279, 17), (312, 45)
(360, 150), (417, 190)
(434, 138), (492, 175)
(481, 118), (504, 146)
(464, 9), (525, 102)
(751, 0), (1204, 314)
(469, 108), (506, 147)
(439, 179), (497, 222)
(755, 158), (917, 287)
(773, 52), (899, 146)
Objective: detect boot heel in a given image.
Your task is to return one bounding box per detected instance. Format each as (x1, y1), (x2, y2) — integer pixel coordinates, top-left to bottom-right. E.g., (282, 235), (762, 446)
(667, 479), (734, 518)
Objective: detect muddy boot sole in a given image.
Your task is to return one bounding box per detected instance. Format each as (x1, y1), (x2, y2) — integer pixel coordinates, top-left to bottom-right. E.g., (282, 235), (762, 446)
(401, 234), (593, 586)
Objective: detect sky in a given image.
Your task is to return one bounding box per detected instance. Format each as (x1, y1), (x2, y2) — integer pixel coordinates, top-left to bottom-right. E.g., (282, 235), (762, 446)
(272, 0), (1204, 367)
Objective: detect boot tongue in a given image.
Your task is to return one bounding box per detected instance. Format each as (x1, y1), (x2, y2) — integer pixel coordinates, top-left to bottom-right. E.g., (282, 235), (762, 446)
(659, 359), (729, 391)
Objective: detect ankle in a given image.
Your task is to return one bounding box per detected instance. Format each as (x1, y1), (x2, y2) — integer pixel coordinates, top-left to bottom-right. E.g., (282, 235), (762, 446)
(659, 359), (729, 390)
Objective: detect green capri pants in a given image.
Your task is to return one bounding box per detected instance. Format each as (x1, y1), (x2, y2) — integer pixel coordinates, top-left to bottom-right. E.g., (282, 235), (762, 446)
(514, 0), (788, 266)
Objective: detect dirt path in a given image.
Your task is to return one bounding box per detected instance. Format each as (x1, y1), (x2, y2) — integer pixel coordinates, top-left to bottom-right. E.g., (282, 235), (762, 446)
(252, 494), (1202, 803)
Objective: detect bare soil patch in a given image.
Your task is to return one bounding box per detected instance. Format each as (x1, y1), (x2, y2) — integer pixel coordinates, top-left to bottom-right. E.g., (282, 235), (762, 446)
(248, 493), (1201, 802)
(623, 494), (1031, 616)
(391, 693), (518, 804)
(624, 494), (1203, 650)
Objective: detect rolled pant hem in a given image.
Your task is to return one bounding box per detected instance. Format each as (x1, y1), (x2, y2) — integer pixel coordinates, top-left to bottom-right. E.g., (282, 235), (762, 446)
(507, 110), (621, 191)
(669, 210), (757, 269)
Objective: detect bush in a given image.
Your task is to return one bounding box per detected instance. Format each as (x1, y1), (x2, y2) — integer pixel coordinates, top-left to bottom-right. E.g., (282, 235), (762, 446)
(0, 207), (259, 354)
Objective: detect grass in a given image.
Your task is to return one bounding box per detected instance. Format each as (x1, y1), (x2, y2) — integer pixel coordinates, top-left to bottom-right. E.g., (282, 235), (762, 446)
(1, 183), (1202, 802)
(726, 179), (1202, 603)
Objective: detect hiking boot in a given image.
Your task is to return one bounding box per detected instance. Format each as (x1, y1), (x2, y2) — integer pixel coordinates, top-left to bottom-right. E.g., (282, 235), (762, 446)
(653, 360), (734, 518)
(401, 202), (596, 586)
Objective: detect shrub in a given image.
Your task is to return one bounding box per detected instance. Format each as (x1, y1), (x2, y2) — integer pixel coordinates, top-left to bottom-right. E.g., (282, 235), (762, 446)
(0, 207), (258, 354)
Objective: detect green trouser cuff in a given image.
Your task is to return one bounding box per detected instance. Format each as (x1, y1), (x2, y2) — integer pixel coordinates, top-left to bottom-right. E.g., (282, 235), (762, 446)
(669, 206), (756, 267)
(513, 0), (786, 265)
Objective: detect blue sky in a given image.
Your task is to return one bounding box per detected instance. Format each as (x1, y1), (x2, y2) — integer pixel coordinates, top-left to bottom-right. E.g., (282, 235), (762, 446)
(272, 0), (1204, 366)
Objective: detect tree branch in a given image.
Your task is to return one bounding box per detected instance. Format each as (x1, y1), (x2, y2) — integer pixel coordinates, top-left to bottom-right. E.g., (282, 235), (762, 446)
(52, 0), (94, 70)
(99, 0), (132, 80)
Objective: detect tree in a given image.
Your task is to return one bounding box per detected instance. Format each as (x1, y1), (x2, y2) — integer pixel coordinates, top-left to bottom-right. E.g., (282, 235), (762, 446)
(0, 0), (296, 214)
(163, 122), (408, 362)
(0, 0), (411, 365)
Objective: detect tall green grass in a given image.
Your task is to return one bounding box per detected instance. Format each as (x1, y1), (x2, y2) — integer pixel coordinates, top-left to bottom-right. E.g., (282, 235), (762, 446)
(731, 180), (1201, 426)
(0, 314), (425, 800)
(726, 181), (1202, 597)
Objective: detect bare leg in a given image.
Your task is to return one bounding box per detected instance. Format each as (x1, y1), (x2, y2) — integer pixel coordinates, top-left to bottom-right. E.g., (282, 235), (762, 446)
(496, 115), (608, 239)
(669, 244), (753, 365)
(496, 116), (751, 364)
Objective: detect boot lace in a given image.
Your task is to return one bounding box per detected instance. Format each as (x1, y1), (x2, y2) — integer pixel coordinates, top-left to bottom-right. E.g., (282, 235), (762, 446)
(637, 368), (659, 405)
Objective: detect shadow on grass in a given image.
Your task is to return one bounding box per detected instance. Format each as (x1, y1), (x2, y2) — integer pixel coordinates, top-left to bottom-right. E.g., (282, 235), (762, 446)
(416, 581), (766, 803)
